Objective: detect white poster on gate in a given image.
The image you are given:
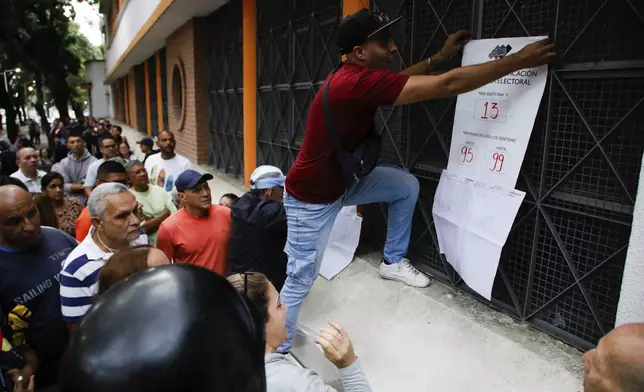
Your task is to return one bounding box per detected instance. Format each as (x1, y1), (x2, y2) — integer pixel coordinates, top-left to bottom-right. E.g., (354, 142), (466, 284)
(447, 37), (548, 188)
(433, 37), (548, 300)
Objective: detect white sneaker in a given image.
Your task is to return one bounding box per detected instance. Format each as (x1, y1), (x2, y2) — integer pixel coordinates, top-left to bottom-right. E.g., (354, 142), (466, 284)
(379, 258), (431, 288)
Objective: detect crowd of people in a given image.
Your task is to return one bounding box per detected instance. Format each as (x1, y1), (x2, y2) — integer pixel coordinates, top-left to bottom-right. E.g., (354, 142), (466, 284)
(1, 8), (643, 392)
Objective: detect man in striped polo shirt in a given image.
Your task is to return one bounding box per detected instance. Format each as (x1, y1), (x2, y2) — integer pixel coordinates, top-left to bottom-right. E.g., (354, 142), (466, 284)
(60, 182), (146, 327)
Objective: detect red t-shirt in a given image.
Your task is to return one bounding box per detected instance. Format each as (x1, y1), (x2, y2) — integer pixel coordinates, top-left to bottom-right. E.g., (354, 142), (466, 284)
(285, 62), (409, 203)
(156, 205), (231, 275)
(75, 206), (91, 242)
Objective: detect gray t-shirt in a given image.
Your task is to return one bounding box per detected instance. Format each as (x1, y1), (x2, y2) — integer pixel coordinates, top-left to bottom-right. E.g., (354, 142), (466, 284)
(265, 353), (372, 392)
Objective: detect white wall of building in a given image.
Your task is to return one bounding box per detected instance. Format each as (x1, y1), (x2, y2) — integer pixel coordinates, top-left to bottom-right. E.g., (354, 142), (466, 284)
(105, 0), (162, 73)
(616, 158), (644, 326)
(85, 61), (113, 118)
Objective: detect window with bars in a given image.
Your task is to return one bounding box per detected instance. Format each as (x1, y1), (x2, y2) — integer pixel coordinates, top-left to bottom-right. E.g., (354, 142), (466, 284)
(256, 0), (342, 174)
(134, 63), (147, 135)
(208, 0), (244, 176)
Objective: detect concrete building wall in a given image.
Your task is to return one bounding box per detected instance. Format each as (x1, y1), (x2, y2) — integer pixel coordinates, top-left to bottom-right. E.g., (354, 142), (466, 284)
(85, 61), (113, 118)
(165, 18), (211, 164)
(617, 161), (644, 326)
(105, 0), (162, 73)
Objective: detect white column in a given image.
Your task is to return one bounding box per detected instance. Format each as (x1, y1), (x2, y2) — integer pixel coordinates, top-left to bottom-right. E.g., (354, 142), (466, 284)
(616, 158), (644, 326)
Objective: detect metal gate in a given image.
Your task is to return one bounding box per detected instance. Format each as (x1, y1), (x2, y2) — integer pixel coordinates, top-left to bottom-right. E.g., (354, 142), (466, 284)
(207, 0), (644, 349)
(370, 0), (644, 350)
(256, 0), (341, 173)
(208, 0), (245, 176)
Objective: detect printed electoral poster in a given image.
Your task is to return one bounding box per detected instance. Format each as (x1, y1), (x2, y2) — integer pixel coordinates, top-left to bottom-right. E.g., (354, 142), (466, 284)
(446, 37), (548, 188)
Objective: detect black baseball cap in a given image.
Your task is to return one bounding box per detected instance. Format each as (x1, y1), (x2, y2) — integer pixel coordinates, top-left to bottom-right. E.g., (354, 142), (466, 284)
(337, 9), (402, 55)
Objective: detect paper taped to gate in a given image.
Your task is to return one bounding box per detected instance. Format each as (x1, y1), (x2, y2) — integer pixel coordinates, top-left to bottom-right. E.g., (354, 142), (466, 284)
(433, 170), (525, 300)
(319, 206), (362, 280)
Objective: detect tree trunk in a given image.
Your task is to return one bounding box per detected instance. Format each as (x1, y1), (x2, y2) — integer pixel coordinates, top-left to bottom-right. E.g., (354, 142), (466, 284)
(71, 102), (84, 121)
(35, 74), (50, 137)
(0, 85), (19, 142)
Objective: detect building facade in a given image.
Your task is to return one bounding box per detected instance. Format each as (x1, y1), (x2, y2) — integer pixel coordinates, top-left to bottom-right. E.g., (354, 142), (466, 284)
(100, 0), (644, 350)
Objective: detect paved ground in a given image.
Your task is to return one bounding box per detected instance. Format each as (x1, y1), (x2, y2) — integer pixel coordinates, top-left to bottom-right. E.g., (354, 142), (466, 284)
(117, 121), (585, 392)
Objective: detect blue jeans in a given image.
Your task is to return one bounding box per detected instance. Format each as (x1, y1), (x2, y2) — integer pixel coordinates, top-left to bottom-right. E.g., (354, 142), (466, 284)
(279, 165), (419, 351)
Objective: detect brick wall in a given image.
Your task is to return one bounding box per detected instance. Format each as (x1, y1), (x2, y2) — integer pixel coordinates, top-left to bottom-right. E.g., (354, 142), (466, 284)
(165, 18), (211, 164)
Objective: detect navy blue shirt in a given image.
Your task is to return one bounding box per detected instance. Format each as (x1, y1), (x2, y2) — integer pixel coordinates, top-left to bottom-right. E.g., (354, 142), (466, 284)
(229, 194), (288, 291)
(0, 227), (77, 386)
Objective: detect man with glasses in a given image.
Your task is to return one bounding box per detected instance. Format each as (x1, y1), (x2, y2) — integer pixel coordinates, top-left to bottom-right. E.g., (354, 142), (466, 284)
(281, 8), (556, 351)
(82, 135), (125, 197)
(157, 170), (232, 275)
(61, 179), (147, 329)
(229, 165), (288, 291)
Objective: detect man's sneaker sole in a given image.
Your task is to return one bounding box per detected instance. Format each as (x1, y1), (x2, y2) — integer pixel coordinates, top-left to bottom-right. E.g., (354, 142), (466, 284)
(379, 271), (432, 288)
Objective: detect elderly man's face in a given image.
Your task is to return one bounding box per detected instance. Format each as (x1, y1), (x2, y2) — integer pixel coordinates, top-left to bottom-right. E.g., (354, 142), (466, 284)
(17, 147), (39, 174)
(96, 192), (141, 245)
(0, 188), (41, 248)
(128, 164), (149, 189)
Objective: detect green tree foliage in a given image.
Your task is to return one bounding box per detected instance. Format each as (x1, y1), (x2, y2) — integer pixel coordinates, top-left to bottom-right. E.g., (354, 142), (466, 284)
(0, 0), (101, 141)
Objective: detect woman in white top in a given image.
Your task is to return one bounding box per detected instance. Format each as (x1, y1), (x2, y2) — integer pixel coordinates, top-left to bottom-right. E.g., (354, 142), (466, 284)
(228, 273), (372, 392)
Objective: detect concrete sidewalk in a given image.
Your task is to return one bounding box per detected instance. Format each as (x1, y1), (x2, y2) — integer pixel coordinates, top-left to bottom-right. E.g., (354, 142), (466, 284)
(116, 121), (584, 392)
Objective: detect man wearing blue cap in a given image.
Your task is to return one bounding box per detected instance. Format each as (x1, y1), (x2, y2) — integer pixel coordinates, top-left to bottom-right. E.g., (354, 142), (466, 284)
(281, 8), (556, 351)
(157, 169), (232, 275)
(229, 165), (288, 290)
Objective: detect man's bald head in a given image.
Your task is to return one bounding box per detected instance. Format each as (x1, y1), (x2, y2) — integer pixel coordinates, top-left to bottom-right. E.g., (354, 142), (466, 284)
(584, 323), (644, 392)
(0, 185), (41, 248)
(16, 147), (39, 176)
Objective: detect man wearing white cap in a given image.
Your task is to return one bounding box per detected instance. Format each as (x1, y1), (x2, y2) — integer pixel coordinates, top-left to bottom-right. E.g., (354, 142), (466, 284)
(229, 165), (287, 290)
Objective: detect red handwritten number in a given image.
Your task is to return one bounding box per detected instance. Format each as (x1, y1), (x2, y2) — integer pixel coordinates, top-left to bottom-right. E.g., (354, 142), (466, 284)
(490, 152), (505, 172)
(460, 146), (474, 163)
(481, 102), (499, 120)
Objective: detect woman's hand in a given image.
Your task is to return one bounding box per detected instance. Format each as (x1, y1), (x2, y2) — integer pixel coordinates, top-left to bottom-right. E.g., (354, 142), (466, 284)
(315, 320), (357, 369)
(7, 370), (35, 392)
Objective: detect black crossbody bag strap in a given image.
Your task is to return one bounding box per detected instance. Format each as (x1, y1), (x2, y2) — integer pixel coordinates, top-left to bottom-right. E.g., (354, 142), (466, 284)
(321, 67), (343, 151)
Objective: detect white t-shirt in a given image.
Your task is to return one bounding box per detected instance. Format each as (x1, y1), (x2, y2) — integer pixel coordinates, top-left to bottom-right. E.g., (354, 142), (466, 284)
(144, 153), (192, 192)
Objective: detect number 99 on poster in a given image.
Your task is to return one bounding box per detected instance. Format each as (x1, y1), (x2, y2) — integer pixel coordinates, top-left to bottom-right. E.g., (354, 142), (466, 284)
(489, 150), (510, 174)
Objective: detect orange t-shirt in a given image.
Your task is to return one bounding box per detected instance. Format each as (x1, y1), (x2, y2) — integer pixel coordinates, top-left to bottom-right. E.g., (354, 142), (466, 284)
(75, 206), (92, 242)
(156, 205), (231, 275)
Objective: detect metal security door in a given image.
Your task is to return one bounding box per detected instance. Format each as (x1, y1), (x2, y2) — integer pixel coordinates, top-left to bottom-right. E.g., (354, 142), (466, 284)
(209, 1), (245, 177)
(256, 0), (342, 173)
(371, 0), (644, 350)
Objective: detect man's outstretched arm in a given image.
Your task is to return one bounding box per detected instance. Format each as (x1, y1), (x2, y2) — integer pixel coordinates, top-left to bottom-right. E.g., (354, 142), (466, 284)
(400, 30), (471, 76)
(395, 38), (555, 105)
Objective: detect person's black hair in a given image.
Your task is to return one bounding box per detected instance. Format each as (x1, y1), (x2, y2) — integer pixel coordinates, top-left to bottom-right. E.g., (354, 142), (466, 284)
(249, 189), (268, 198)
(35, 172), (65, 229)
(68, 129), (84, 139)
(0, 175), (28, 191)
(59, 264), (267, 392)
(42, 172), (63, 190)
(99, 135), (115, 147)
(0, 140), (10, 151)
(17, 137), (33, 149)
(221, 193), (239, 201)
(112, 125), (122, 133)
(97, 160), (126, 180)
